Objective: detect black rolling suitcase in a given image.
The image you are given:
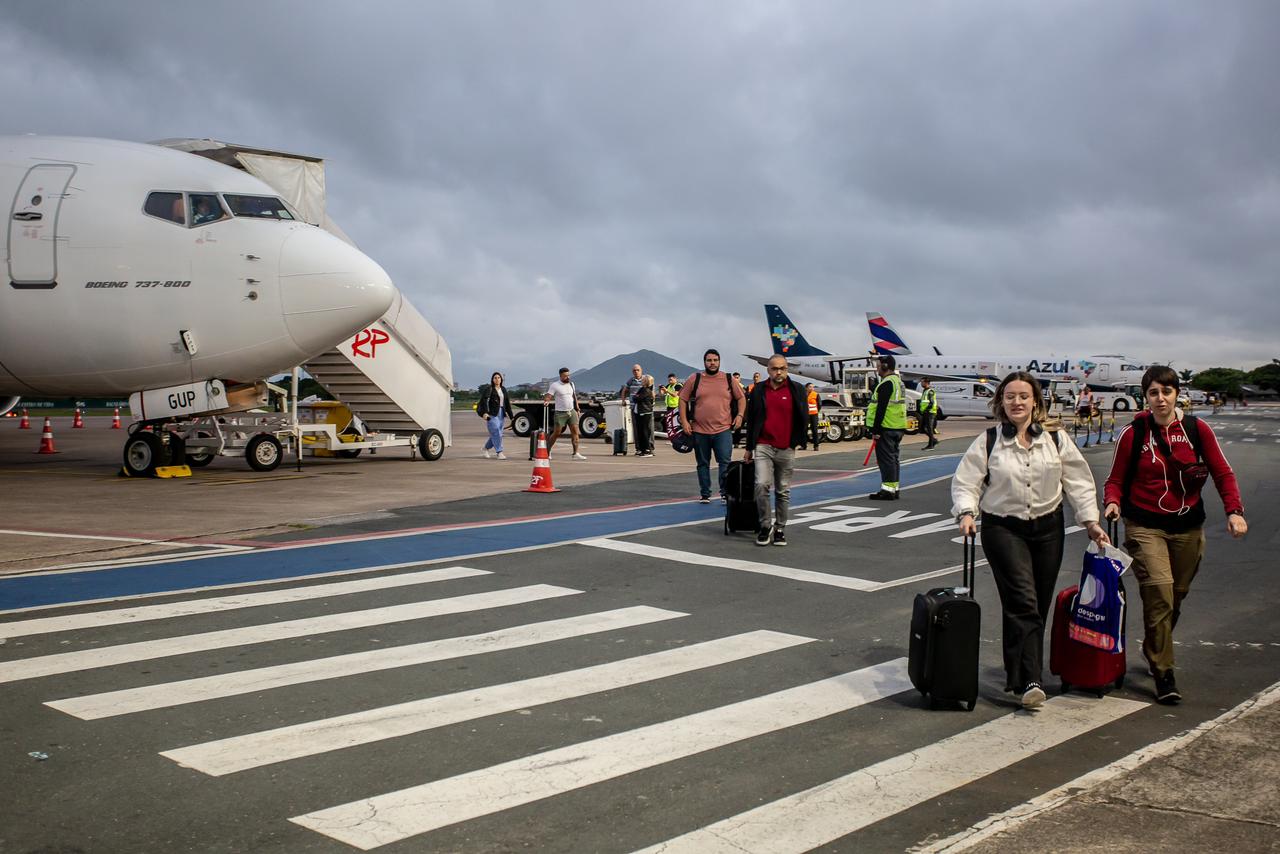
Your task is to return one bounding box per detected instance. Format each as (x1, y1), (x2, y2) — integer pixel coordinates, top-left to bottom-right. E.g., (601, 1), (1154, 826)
(612, 428), (627, 455)
(908, 534), (980, 710)
(722, 459), (760, 535)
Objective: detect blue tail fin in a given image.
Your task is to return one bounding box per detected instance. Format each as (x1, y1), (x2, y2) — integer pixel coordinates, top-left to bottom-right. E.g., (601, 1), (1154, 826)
(866, 312), (912, 356)
(765, 305), (829, 357)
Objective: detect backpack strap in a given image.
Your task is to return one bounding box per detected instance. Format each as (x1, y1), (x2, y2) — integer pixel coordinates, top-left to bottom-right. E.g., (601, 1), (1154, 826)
(1182, 413), (1202, 461)
(983, 426), (997, 486)
(1121, 414), (1149, 503)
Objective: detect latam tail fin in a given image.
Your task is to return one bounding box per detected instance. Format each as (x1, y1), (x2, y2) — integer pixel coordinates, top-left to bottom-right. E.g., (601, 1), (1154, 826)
(765, 305), (829, 357)
(866, 312), (912, 356)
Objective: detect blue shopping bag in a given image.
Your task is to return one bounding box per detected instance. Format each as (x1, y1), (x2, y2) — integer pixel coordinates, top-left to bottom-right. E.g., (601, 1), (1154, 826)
(1068, 542), (1131, 653)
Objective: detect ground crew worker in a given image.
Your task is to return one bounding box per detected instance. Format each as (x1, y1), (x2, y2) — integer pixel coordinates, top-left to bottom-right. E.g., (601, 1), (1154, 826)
(866, 355), (906, 500)
(918, 378), (938, 450)
(805, 383), (821, 450)
(662, 374), (682, 410)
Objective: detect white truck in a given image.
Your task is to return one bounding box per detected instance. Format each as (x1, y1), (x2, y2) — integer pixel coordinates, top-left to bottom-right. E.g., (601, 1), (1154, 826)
(929, 381), (998, 419)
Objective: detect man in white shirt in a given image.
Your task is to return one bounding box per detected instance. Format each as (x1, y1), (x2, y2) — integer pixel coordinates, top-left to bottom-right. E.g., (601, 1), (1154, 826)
(543, 367), (587, 460)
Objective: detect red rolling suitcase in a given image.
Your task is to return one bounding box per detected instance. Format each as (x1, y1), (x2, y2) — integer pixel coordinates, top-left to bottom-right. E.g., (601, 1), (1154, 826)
(1049, 521), (1127, 696)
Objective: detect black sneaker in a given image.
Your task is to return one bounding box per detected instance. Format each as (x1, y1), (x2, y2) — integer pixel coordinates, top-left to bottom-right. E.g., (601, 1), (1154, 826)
(1155, 671), (1182, 705)
(699, 496), (712, 505)
(720, 493), (728, 504)
(755, 527), (773, 546)
(772, 528), (787, 547)
(868, 490), (900, 501)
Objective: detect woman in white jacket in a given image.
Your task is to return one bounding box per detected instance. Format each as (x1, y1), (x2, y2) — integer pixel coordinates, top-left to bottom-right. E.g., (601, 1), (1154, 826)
(951, 372), (1109, 709)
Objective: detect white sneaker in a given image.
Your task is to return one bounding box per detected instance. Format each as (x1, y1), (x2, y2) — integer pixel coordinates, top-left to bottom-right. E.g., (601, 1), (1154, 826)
(482, 449), (493, 459)
(496, 452), (507, 460)
(572, 452), (587, 460)
(1021, 682), (1046, 709)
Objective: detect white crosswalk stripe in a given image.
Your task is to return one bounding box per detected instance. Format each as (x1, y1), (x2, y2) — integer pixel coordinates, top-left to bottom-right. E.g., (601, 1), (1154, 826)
(160, 629), (814, 776)
(632, 694), (1146, 854)
(0, 565), (489, 638)
(289, 659), (914, 850)
(12, 565), (1162, 854)
(0, 584), (579, 684)
(47, 605), (686, 719)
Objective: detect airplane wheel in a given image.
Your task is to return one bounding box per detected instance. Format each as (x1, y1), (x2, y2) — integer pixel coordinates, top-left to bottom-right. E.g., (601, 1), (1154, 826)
(245, 433), (283, 472)
(418, 428), (445, 461)
(186, 431), (216, 467)
(122, 432), (169, 477)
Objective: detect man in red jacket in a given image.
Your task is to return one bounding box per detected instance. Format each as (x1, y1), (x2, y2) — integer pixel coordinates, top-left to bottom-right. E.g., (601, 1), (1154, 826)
(1103, 366), (1247, 704)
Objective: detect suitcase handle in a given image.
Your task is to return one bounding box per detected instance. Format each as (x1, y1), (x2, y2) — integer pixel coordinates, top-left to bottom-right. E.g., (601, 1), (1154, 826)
(1107, 518), (1118, 545)
(962, 532), (977, 593)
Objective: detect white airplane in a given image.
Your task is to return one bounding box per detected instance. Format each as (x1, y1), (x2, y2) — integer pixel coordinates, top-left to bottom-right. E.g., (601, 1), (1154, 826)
(746, 305), (1150, 407)
(1, 135), (395, 468)
(865, 312), (1150, 402)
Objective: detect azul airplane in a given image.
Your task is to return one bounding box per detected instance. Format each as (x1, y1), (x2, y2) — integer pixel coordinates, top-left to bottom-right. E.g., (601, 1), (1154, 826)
(746, 305), (1149, 406)
(866, 312), (1150, 400)
(1, 136), (395, 458)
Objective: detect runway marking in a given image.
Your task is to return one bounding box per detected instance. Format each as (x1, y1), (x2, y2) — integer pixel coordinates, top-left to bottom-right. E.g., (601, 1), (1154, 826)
(0, 566), (489, 639)
(289, 658), (913, 850)
(580, 538), (978, 592)
(0, 584), (579, 684)
(47, 606), (683, 720)
(579, 539), (879, 591)
(0, 529), (186, 544)
(161, 629), (812, 776)
(633, 695), (1146, 854)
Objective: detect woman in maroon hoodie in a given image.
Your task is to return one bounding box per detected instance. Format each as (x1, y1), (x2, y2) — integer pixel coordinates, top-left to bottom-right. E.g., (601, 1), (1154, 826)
(1103, 366), (1247, 705)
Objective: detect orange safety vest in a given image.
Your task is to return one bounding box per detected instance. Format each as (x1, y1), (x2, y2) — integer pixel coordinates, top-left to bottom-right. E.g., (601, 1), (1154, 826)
(807, 390), (819, 415)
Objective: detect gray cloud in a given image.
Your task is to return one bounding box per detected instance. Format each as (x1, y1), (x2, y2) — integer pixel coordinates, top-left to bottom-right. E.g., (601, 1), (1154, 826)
(3, 0), (1277, 384)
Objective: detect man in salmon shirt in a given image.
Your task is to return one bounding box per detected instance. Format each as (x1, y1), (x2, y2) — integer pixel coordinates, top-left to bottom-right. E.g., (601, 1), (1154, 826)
(1103, 365), (1247, 705)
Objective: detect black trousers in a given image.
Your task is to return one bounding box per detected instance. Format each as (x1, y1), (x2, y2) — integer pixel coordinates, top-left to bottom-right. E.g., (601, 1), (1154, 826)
(980, 506), (1065, 690)
(874, 428), (903, 487)
(633, 411), (654, 453)
(920, 411), (936, 443)
(808, 414), (820, 449)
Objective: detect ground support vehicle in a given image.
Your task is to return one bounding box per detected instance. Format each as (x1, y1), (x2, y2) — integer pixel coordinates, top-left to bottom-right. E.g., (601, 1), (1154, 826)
(121, 393), (444, 477)
(509, 399), (608, 441)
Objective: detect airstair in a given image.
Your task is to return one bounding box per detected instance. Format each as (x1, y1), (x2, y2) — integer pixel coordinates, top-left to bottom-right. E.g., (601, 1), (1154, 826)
(154, 138), (454, 458)
(302, 289), (453, 447)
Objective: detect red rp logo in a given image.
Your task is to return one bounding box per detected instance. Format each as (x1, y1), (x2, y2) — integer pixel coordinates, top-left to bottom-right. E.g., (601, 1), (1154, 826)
(351, 327), (389, 358)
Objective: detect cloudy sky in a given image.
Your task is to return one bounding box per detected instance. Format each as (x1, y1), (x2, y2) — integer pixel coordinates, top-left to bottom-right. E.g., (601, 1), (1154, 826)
(4, 1), (1277, 386)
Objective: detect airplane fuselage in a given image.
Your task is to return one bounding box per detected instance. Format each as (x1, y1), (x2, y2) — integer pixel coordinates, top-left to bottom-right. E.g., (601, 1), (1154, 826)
(0, 136), (394, 398)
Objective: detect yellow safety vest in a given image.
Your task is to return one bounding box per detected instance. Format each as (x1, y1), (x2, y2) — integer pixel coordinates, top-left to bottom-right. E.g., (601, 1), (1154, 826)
(919, 387), (937, 414)
(663, 382), (681, 408)
(866, 373), (907, 430)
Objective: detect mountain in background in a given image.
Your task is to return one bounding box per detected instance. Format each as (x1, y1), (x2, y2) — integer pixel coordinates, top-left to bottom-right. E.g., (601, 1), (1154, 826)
(518, 349), (700, 392)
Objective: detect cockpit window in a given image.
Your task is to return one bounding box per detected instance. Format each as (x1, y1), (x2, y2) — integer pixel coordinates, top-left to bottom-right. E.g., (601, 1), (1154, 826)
(223, 194), (295, 220)
(190, 193), (228, 226)
(144, 191), (186, 226)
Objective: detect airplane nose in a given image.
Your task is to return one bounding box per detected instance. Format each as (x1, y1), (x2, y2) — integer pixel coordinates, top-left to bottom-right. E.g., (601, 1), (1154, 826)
(278, 226), (396, 355)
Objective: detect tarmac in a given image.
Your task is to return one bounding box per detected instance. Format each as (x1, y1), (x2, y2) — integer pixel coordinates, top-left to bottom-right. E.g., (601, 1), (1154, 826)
(1, 405), (1275, 852)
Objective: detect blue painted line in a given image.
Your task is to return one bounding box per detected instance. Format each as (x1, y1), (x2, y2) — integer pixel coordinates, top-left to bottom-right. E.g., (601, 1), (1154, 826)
(0, 456), (963, 611)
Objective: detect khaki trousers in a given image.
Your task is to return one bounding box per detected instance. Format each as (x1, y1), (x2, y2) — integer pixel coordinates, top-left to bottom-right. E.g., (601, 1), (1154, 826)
(1122, 520), (1205, 676)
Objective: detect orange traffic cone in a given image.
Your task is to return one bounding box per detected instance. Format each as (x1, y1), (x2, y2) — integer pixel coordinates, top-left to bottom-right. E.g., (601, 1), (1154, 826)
(110, 408), (122, 429)
(72, 408), (84, 428)
(524, 430), (560, 493)
(18, 408), (30, 429)
(37, 417), (57, 454)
